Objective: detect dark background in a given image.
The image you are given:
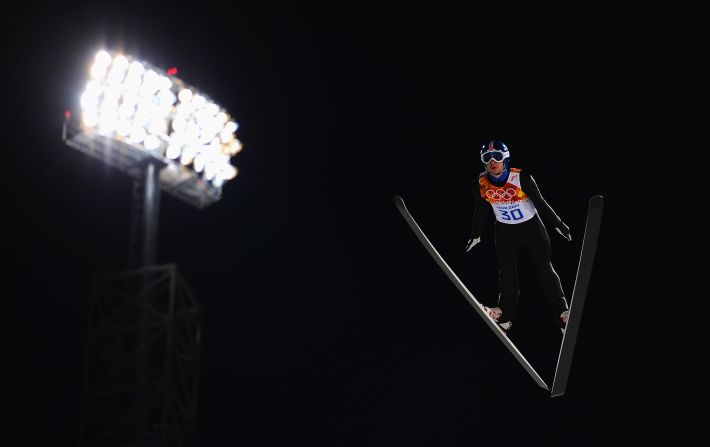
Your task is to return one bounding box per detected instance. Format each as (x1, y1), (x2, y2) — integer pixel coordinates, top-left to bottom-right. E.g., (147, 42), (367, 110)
(4, 3), (703, 445)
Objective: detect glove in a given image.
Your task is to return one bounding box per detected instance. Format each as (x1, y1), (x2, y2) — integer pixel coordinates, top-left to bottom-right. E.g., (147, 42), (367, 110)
(465, 236), (481, 252)
(554, 221), (572, 242)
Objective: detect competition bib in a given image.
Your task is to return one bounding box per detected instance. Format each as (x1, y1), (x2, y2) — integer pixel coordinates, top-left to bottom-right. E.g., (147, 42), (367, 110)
(478, 169), (537, 224)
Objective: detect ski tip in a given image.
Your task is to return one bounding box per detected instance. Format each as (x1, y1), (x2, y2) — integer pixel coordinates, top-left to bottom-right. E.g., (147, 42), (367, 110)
(393, 195), (404, 206)
(590, 195), (604, 207)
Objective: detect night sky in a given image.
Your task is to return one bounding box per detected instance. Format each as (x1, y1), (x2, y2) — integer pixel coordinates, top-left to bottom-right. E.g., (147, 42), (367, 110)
(5, 4), (702, 445)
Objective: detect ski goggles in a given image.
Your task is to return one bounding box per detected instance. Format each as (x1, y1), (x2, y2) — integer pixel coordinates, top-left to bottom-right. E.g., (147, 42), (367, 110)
(481, 150), (509, 164)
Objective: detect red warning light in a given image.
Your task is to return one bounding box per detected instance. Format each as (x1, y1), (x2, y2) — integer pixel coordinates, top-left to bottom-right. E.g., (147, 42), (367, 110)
(64, 110), (71, 120)
(167, 67), (178, 75)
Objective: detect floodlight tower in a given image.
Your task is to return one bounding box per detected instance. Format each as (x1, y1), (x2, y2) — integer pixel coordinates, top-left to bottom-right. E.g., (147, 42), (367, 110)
(64, 50), (243, 447)
(64, 50), (242, 266)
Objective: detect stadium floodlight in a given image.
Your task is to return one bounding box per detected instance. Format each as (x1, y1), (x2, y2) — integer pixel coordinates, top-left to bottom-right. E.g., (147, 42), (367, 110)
(64, 49), (244, 268)
(67, 50), (238, 445)
(63, 49), (243, 210)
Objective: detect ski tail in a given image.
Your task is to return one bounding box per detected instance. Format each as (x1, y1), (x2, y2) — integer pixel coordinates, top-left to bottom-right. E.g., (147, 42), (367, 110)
(551, 195), (604, 397)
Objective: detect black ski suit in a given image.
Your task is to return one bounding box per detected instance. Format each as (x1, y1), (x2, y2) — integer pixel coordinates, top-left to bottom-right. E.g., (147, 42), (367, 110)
(469, 169), (569, 325)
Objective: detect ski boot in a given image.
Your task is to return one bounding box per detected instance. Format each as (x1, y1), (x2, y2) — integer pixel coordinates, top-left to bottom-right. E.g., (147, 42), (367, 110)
(482, 306), (512, 333)
(560, 310), (569, 335)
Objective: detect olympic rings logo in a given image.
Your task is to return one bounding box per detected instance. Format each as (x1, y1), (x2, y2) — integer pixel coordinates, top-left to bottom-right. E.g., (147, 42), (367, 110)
(486, 188), (517, 201)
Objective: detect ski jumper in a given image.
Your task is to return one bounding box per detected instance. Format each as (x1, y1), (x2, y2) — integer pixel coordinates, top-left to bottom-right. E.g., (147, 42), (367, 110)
(470, 168), (568, 324)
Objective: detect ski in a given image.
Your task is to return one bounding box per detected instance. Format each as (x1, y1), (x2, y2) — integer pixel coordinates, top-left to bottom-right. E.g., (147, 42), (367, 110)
(394, 195), (549, 390)
(551, 195), (604, 397)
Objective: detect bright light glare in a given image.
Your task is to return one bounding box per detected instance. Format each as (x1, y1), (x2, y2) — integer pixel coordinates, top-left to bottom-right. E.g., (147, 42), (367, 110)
(141, 70), (160, 95)
(116, 120), (132, 137)
(112, 54), (129, 71)
(228, 139), (243, 154)
(80, 91), (98, 110)
(166, 145), (182, 159)
(222, 165), (238, 180)
(204, 162), (217, 180)
(157, 76), (172, 92)
(86, 80), (102, 95)
(78, 50), (242, 188)
(118, 102), (135, 120)
(223, 121), (238, 134)
(193, 154), (206, 172)
(90, 63), (107, 80)
(144, 134), (161, 150)
(95, 50), (112, 67)
(204, 103), (219, 117)
(128, 60), (145, 75)
(90, 50), (112, 80)
(98, 114), (117, 134)
(149, 119), (167, 135)
(157, 89), (177, 107)
(82, 110), (99, 128)
(192, 94), (206, 109)
(178, 88), (193, 103)
(128, 127), (147, 144)
(220, 130), (234, 144)
(172, 116), (187, 132)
